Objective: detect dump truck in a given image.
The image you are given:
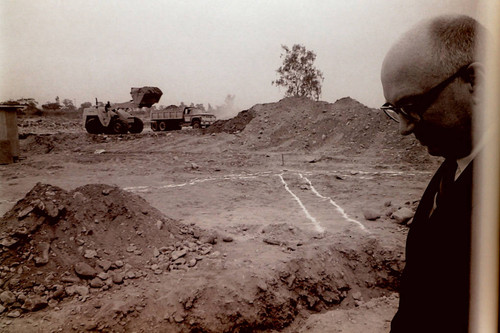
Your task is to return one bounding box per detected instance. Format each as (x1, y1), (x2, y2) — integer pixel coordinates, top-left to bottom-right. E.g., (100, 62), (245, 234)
(150, 106), (216, 131)
(83, 87), (163, 134)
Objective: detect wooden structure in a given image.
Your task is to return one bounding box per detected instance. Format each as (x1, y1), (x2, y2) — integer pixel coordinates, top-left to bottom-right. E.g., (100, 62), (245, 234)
(0, 105), (25, 164)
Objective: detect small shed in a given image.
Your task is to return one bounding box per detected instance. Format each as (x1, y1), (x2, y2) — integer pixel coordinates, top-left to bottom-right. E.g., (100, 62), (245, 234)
(0, 104), (25, 164)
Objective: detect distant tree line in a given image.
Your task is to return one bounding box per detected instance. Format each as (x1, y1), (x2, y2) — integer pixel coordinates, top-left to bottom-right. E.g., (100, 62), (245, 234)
(2, 93), (239, 119)
(1, 96), (83, 115)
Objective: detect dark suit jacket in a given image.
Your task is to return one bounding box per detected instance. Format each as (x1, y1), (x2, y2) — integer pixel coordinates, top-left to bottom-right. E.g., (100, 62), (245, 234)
(391, 160), (473, 333)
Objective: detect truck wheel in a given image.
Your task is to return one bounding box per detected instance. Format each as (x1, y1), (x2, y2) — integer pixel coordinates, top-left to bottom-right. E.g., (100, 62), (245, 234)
(129, 117), (143, 134)
(151, 121), (158, 131)
(159, 121), (167, 131)
(110, 118), (128, 134)
(192, 120), (201, 129)
(85, 117), (103, 134)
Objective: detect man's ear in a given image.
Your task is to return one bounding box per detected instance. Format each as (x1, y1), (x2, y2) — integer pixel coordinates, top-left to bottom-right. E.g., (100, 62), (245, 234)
(465, 62), (484, 98)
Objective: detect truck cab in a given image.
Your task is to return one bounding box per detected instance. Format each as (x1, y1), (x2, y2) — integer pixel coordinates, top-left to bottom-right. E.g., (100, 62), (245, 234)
(182, 107), (216, 129)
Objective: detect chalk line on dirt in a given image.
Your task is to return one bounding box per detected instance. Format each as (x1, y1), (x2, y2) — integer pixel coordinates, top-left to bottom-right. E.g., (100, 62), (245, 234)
(299, 174), (369, 233)
(278, 173), (325, 233)
(124, 171), (367, 234)
(123, 171), (273, 192)
(126, 172), (326, 234)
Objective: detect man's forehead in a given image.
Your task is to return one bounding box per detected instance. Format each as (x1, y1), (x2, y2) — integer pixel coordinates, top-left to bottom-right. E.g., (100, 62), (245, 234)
(381, 24), (443, 103)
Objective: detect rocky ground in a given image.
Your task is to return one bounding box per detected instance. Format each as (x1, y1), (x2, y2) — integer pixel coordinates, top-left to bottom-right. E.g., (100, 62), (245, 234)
(0, 97), (441, 332)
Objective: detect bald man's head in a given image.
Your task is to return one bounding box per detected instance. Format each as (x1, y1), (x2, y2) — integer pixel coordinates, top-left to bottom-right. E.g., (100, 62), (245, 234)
(381, 15), (481, 104)
(380, 15), (485, 158)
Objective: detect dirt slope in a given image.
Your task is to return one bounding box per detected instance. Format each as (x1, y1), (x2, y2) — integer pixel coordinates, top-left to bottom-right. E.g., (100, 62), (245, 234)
(208, 97), (437, 167)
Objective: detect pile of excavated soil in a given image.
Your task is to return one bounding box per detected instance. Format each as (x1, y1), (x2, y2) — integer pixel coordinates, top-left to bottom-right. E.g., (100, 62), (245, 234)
(0, 183), (404, 332)
(208, 109), (256, 134)
(208, 97), (438, 166)
(19, 131), (162, 156)
(19, 133), (100, 155)
(0, 183), (218, 318)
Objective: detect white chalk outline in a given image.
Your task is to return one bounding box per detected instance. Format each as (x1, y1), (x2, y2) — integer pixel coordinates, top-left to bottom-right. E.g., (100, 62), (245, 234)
(278, 173), (325, 233)
(299, 174), (368, 232)
(123, 169), (425, 193)
(123, 171), (273, 192)
(123, 170), (372, 234)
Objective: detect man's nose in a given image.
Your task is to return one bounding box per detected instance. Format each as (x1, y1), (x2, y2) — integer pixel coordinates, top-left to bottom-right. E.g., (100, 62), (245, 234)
(399, 116), (416, 135)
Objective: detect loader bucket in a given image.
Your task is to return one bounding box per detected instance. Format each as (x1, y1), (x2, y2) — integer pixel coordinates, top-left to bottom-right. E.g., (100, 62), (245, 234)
(130, 87), (163, 108)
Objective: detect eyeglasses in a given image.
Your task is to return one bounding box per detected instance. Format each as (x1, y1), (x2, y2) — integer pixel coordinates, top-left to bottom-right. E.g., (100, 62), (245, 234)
(381, 65), (469, 123)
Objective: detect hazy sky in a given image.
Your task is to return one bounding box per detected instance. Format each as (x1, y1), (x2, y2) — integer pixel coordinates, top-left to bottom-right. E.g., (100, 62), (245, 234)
(0, 0), (478, 111)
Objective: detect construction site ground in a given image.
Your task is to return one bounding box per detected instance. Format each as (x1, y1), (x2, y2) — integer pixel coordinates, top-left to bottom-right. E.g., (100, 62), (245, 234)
(0, 97), (440, 332)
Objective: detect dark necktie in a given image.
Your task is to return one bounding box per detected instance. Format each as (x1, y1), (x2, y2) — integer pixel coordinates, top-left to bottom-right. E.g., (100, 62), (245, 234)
(436, 159), (458, 207)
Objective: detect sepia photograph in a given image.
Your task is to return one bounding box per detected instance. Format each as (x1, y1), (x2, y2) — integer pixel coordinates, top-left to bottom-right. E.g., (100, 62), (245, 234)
(0, 0), (498, 332)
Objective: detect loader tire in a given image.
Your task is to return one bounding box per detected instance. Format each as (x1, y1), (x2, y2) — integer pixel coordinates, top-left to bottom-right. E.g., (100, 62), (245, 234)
(129, 117), (143, 134)
(85, 117), (104, 134)
(110, 118), (128, 134)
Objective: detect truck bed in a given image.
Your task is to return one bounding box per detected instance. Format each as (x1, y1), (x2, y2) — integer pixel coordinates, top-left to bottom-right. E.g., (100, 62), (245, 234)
(150, 110), (183, 120)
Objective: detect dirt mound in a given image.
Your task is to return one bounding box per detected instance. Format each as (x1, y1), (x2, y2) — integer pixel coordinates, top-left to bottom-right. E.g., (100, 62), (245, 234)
(208, 97), (438, 166)
(0, 183), (404, 332)
(19, 132), (151, 155)
(0, 183), (216, 317)
(17, 117), (82, 135)
(19, 133), (89, 154)
(208, 109), (256, 134)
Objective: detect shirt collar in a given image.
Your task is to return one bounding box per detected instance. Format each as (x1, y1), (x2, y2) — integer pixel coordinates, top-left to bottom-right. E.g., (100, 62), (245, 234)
(455, 137), (484, 180)
(455, 154), (474, 180)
